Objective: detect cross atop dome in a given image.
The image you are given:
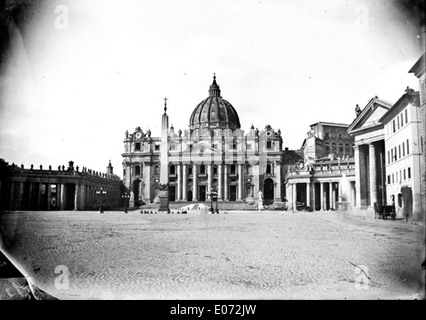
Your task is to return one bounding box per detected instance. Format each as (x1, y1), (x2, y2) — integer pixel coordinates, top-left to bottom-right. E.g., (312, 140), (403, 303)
(209, 73), (221, 97)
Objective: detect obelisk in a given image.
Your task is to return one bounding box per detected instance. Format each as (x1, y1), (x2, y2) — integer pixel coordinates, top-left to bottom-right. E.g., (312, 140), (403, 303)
(158, 97), (170, 212)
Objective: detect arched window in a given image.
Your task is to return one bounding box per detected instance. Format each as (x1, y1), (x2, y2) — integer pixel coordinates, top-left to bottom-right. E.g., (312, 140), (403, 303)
(345, 144), (350, 155)
(325, 143), (330, 153)
(230, 164), (236, 174)
(135, 143), (141, 151)
(200, 164), (206, 174)
(155, 165), (160, 175)
(266, 164), (272, 174)
(135, 165), (141, 176)
(232, 137), (238, 150)
(331, 143), (337, 153)
(338, 143), (344, 154)
(170, 164), (176, 175)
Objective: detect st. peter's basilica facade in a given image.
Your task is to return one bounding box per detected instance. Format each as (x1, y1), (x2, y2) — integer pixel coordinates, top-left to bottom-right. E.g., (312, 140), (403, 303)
(122, 76), (288, 207)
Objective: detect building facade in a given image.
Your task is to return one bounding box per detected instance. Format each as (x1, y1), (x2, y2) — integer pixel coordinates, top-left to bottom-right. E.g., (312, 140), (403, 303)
(0, 159), (122, 211)
(380, 89), (423, 220)
(408, 52), (426, 222)
(122, 76), (294, 207)
(286, 122), (356, 211)
(347, 97), (392, 211)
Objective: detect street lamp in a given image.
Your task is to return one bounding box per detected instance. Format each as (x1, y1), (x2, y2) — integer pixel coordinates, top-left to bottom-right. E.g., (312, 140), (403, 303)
(122, 192), (130, 213)
(96, 187), (107, 213)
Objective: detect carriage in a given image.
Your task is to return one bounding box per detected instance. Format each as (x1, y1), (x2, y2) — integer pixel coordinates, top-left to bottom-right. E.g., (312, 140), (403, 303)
(374, 202), (396, 220)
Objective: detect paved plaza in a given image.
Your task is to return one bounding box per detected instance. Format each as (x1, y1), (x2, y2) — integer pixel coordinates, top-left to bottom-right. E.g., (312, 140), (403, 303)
(0, 210), (424, 300)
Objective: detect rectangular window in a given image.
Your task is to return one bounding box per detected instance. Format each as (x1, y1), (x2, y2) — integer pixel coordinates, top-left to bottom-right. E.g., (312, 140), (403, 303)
(392, 120), (396, 133)
(405, 109), (408, 124)
(398, 145), (401, 159)
(402, 142), (405, 157)
(267, 141), (272, 149)
(400, 112), (404, 126)
(391, 149), (394, 163)
(387, 175), (391, 184)
(400, 170), (402, 183)
(408, 167), (411, 179)
(395, 146), (397, 160)
(407, 139), (410, 154)
(155, 145), (160, 151)
(403, 169), (406, 180)
(387, 151), (390, 164)
(421, 137), (424, 153)
(397, 116), (400, 130)
(392, 173), (394, 184)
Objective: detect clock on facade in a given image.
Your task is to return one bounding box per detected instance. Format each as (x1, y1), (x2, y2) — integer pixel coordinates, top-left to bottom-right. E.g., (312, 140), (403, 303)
(135, 132), (142, 139)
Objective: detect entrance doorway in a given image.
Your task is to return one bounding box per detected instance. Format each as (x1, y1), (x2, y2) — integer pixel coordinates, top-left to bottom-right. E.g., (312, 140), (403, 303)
(199, 186), (206, 201)
(264, 178), (274, 205)
(133, 179), (142, 207)
(401, 187), (413, 217)
(230, 186), (237, 201)
(187, 190), (193, 201)
(169, 186), (176, 201)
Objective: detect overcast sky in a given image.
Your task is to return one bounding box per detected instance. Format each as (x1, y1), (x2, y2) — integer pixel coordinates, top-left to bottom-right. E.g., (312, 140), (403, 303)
(0, 0), (424, 177)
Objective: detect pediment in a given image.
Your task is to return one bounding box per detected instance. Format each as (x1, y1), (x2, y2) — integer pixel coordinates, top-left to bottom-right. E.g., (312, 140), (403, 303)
(181, 141), (222, 156)
(348, 98), (392, 135)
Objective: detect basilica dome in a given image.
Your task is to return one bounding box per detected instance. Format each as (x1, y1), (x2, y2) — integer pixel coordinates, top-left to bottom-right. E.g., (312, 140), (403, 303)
(189, 76), (241, 131)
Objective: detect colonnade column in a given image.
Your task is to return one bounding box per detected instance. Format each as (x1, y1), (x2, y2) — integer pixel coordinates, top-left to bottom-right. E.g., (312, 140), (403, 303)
(320, 182), (324, 211)
(329, 182), (333, 210)
(237, 164), (243, 201)
(292, 183), (297, 212)
(60, 184), (66, 210)
(182, 164), (187, 201)
(74, 184), (79, 211)
(306, 183), (311, 208)
(224, 165), (229, 201)
(369, 143), (377, 207)
(218, 164), (223, 200)
(354, 145), (361, 208)
(312, 183), (316, 211)
(177, 163), (182, 201)
(351, 182), (356, 209)
(192, 164), (198, 201)
(275, 161), (281, 201)
(207, 164), (212, 200)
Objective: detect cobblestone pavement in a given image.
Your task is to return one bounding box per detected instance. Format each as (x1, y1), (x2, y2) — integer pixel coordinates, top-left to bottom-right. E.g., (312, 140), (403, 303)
(0, 210), (424, 300)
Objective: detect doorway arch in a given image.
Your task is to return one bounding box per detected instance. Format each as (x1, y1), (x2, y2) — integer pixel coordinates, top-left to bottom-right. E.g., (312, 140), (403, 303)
(264, 178), (274, 204)
(133, 179), (143, 207)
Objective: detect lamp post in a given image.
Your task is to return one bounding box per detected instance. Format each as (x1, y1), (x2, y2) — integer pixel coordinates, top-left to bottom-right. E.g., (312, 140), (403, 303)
(96, 187), (107, 213)
(122, 192), (130, 213)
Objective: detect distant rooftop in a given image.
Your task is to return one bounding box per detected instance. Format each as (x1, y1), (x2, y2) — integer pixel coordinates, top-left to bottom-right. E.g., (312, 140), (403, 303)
(310, 121), (350, 128)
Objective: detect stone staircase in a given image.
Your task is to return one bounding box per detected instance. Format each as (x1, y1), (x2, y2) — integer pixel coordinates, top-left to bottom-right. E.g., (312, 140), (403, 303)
(139, 201), (258, 211)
